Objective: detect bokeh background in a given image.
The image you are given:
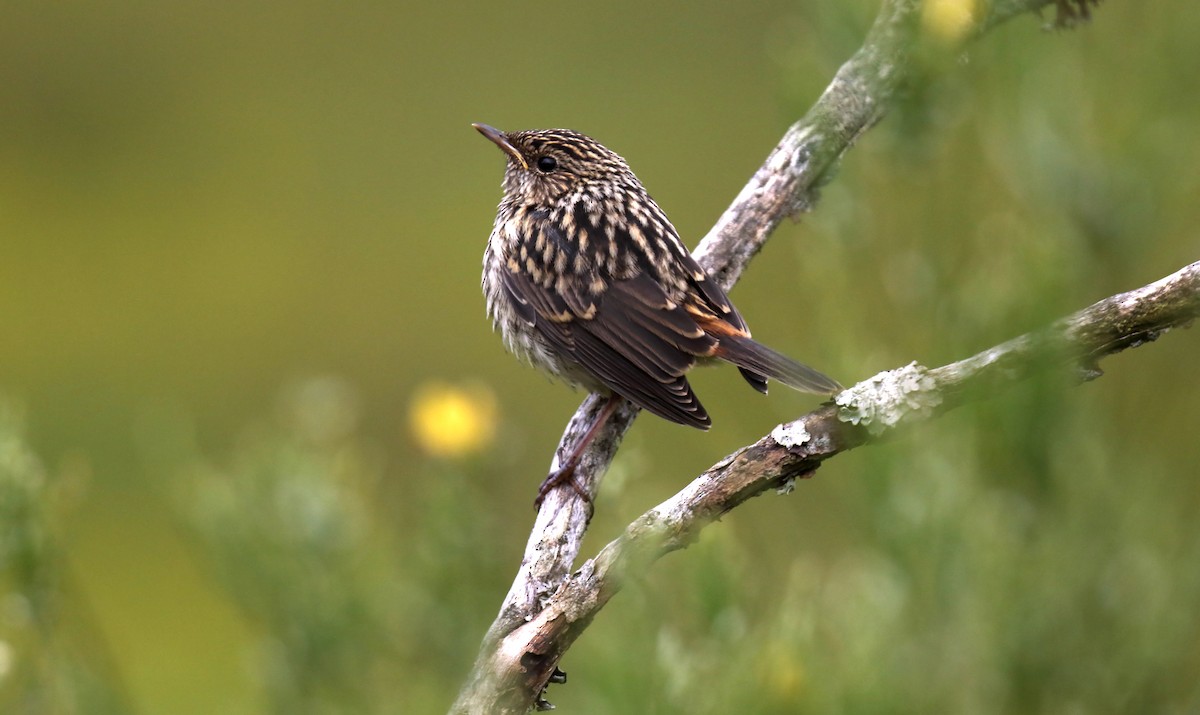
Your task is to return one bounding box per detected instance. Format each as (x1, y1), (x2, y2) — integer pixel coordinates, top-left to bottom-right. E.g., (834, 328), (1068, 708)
(3, 0), (1199, 713)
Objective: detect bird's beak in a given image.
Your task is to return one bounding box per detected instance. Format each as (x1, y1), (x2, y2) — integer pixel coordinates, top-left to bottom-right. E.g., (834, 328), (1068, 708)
(472, 123), (529, 171)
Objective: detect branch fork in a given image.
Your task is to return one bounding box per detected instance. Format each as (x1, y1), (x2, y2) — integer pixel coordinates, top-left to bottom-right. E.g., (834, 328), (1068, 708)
(447, 1), (1188, 712)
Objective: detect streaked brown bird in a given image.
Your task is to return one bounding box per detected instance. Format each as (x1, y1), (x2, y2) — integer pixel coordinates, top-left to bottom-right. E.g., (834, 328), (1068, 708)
(474, 124), (841, 505)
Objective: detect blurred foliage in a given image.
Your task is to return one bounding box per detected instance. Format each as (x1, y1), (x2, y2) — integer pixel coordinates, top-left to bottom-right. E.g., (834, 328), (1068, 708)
(2, 0), (1199, 712)
(0, 402), (127, 714)
(179, 378), (400, 714)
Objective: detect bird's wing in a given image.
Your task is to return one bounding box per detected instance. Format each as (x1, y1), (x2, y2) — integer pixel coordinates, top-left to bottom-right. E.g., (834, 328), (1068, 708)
(660, 249), (771, 394)
(498, 229), (717, 428)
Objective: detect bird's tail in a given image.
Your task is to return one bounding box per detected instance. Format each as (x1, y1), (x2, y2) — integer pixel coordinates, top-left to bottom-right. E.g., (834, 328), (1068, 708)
(715, 335), (842, 396)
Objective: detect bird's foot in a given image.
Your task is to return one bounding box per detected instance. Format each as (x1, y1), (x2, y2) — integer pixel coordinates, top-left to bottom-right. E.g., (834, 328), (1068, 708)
(534, 462), (591, 511)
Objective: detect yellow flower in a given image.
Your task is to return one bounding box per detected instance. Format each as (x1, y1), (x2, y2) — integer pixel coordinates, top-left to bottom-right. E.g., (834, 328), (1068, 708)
(408, 381), (498, 458)
(923, 0), (980, 44)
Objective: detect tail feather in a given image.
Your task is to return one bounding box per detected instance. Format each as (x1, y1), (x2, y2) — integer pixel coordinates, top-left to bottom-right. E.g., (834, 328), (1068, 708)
(716, 335), (842, 396)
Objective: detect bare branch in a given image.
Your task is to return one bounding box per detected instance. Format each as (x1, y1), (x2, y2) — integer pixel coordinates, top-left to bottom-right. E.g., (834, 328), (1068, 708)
(539, 258), (1199, 657)
(449, 0), (1109, 711)
(469, 260), (1200, 714)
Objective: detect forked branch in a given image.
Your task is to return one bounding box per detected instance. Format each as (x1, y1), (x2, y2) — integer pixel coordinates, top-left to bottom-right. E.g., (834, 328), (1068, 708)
(450, 0), (1128, 712)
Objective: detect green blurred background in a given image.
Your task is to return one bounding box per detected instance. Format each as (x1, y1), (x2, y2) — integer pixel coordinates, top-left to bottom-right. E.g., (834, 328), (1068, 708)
(2, 0), (1199, 713)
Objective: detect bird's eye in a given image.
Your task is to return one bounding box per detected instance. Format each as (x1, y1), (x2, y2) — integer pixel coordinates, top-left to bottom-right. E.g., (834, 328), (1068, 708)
(535, 155), (558, 173)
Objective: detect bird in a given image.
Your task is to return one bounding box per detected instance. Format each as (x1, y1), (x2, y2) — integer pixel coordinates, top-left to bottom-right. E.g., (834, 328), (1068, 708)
(473, 123), (841, 506)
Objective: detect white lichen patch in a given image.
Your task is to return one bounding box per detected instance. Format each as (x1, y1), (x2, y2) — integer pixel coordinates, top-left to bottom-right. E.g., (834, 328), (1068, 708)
(835, 362), (942, 435)
(770, 422), (812, 495)
(770, 420), (812, 449)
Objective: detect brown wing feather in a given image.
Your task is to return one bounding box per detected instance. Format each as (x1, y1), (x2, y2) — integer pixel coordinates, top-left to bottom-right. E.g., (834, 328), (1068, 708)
(499, 266), (712, 428)
(669, 252), (771, 393)
(494, 192), (832, 425)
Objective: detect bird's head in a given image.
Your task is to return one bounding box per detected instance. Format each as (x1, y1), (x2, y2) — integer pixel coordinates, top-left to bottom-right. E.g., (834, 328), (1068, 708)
(473, 124), (636, 206)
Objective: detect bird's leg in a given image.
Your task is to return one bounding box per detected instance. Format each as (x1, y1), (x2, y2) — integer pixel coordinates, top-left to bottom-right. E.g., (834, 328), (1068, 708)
(535, 395), (622, 509)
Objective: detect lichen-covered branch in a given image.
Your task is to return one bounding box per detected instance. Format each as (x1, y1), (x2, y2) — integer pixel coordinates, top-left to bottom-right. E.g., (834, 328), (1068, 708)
(466, 259), (1200, 714)
(450, 0), (1087, 712)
